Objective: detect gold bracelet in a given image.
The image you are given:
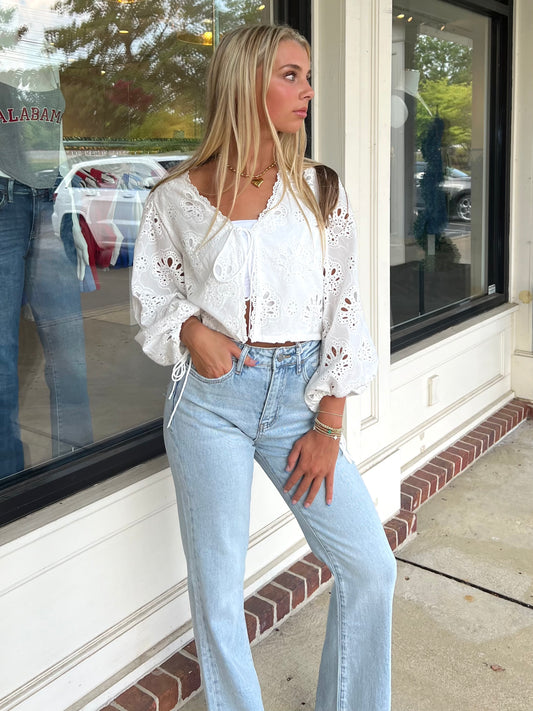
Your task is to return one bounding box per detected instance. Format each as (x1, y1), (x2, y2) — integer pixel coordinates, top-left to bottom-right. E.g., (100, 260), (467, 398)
(313, 417), (343, 441)
(318, 410), (343, 417)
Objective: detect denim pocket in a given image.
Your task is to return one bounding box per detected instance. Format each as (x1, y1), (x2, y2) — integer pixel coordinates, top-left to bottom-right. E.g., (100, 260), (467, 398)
(190, 357), (236, 383)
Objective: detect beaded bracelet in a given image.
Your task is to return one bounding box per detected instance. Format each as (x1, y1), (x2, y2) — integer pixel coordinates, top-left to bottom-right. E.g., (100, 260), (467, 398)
(313, 417), (343, 441)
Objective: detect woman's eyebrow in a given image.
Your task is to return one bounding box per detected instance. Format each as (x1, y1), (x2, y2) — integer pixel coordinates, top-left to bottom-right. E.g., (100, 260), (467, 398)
(279, 63), (303, 71)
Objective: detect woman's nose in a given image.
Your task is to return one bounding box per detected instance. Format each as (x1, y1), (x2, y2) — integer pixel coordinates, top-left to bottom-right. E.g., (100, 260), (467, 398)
(301, 81), (314, 100)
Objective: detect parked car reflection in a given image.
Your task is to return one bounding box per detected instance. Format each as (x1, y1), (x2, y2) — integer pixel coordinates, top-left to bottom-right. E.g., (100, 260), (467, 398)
(52, 154), (188, 269)
(415, 161), (471, 221)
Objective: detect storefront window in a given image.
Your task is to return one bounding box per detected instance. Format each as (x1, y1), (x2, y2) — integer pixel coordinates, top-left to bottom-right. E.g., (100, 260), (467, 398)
(0, 0), (272, 485)
(390, 0), (493, 338)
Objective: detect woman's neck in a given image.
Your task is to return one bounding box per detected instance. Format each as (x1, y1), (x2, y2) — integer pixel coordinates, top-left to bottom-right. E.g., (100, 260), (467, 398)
(227, 140), (276, 176)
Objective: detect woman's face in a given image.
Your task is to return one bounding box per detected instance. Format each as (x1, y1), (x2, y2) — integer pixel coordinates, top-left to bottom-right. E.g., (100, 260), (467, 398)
(261, 39), (314, 134)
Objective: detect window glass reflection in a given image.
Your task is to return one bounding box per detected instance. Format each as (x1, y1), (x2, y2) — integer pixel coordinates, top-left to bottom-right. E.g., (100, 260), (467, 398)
(0, 0), (271, 482)
(390, 0), (489, 330)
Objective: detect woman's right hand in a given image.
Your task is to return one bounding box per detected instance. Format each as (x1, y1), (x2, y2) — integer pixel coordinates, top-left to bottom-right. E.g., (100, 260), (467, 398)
(180, 317), (256, 378)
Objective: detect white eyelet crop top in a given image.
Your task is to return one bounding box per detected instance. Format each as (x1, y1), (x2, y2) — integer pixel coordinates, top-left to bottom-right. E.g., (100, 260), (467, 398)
(131, 168), (378, 410)
(231, 219), (257, 300)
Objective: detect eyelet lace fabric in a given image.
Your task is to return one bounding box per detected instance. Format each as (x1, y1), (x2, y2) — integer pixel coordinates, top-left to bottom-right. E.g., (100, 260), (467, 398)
(131, 168), (378, 409)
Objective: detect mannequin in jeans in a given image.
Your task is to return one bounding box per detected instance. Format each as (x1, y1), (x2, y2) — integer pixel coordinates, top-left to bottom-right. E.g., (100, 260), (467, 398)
(132, 24), (397, 711)
(0, 27), (93, 478)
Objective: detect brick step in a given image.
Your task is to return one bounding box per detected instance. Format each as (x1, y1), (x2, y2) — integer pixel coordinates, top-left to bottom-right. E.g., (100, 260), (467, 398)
(400, 398), (531, 513)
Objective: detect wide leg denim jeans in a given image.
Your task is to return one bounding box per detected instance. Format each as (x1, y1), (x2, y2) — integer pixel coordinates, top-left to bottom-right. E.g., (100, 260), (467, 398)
(164, 341), (397, 711)
(0, 177), (93, 478)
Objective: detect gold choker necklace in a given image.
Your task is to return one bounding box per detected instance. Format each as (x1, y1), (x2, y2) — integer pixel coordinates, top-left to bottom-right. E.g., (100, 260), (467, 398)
(226, 160), (277, 188)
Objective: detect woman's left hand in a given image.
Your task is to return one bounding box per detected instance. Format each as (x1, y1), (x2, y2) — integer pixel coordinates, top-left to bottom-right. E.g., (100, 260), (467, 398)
(283, 430), (340, 508)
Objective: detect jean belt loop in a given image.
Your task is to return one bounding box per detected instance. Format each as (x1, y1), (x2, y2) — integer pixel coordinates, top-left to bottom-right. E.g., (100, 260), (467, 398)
(296, 342), (302, 374)
(7, 179), (14, 203)
(235, 344), (250, 375)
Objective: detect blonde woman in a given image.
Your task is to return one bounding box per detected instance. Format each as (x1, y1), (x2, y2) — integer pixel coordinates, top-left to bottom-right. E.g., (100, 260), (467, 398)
(132, 24), (396, 711)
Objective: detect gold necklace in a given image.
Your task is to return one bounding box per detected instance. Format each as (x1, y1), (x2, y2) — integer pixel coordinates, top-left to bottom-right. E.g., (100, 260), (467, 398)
(226, 159), (277, 188)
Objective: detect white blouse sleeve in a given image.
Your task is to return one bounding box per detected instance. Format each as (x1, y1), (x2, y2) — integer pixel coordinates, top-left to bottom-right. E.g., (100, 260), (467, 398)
(304, 180), (378, 409)
(131, 193), (200, 367)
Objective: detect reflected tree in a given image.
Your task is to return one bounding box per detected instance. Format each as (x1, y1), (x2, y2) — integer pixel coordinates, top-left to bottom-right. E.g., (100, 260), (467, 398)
(415, 79), (471, 155)
(413, 35), (472, 164)
(46, 0), (264, 141)
(0, 7), (28, 50)
(414, 35), (472, 84)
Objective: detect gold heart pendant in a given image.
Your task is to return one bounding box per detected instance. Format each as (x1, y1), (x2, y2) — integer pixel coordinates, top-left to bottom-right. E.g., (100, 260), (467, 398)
(251, 178), (264, 188)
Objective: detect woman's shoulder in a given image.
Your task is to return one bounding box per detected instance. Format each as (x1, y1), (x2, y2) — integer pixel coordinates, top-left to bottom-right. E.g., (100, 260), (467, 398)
(148, 170), (200, 214)
(302, 162), (342, 219)
(152, 163), (218, 205)
(148, 167), (218, 230)
(303, 161), (339, 181)
(187, 162), (217, 194)
(152, 170), (190, 197)
(303, 163), (341, 197)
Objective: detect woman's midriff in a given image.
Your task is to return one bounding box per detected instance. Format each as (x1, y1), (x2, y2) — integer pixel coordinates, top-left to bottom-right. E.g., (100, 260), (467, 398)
(246, 340), (297, 348)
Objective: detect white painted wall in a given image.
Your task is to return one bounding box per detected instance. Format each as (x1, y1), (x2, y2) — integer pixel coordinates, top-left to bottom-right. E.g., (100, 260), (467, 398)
(510, 0), (533, 400)
(0, 462), (309, 711)
(0, 2), (523, 710)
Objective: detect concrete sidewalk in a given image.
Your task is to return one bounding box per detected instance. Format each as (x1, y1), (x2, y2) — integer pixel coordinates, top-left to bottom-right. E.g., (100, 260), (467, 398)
(183, 419), (533, 711)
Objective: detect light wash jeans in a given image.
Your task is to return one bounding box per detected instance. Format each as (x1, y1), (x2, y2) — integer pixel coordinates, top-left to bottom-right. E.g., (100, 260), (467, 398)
(0, 177), (93, 479)
(164, 340), (397, 711)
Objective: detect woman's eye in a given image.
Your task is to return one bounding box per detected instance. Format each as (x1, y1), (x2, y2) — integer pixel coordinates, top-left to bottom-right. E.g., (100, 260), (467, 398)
(284, 72), (296, 81)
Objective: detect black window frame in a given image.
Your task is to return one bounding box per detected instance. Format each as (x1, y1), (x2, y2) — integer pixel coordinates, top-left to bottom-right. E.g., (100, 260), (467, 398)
(390, 0), (513, 352)
(274, 0), (311, 41)
(0, 0), (312, 528)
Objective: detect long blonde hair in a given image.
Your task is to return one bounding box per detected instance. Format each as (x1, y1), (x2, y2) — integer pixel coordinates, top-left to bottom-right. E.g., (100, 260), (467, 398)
(157, 24), (338, 231)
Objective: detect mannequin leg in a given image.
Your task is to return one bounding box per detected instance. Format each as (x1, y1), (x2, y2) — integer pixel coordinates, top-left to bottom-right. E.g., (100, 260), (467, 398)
(0, 181), (32, 477)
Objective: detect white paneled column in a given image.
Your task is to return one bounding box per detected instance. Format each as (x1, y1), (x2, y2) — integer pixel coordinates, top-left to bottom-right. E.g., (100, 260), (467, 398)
(313, 0), (400, 521)
(510, 0), (533, 400)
